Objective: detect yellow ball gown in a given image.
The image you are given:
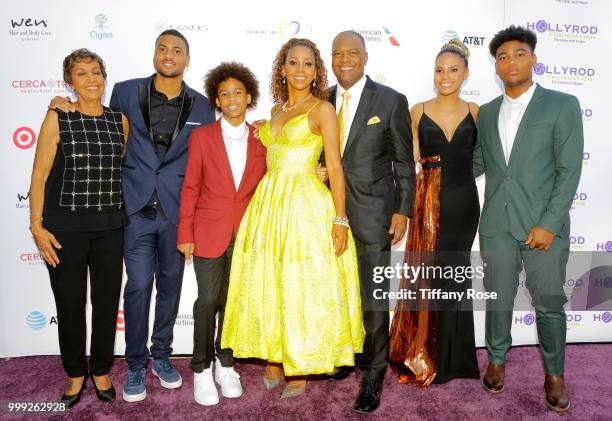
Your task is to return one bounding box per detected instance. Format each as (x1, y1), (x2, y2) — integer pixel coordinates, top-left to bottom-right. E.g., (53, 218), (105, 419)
(221, 103), (364, 376)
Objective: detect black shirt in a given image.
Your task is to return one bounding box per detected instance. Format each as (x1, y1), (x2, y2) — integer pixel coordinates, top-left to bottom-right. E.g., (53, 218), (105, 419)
(44, 108), (128, 231)
(150, 78), (185, 159)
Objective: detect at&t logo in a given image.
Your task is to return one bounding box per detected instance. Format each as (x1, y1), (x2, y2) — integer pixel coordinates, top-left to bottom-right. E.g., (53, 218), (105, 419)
(13, 127), (36, 149)
(26, 311), (46, 330)
(441, 29), (485, 46)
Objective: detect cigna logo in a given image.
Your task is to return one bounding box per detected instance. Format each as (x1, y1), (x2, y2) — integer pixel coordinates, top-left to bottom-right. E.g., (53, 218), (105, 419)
(91, 14), (113, 40)
(13, 127), (36, 149)
(26, 311), (46, 330)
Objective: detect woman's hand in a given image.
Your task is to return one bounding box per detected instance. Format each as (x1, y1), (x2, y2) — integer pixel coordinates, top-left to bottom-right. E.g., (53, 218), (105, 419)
(332, 224), (348, 256)
(31, 225), (61, 267)
(177, 243), (195, 260)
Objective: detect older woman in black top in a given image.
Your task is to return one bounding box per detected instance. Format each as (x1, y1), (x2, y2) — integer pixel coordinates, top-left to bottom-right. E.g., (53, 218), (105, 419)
(28, 49), (128, 408)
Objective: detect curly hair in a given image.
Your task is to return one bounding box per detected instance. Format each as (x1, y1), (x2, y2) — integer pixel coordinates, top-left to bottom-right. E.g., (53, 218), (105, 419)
(489, 25), (537, 57)
(204, 61), (260, 111)
(63, 48), (107, 85)
(270, 38), (328, 103)
(437, 38), (470, 67)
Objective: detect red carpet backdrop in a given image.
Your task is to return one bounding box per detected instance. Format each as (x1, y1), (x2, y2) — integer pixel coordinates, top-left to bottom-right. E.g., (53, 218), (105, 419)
(1, 0), (610, 358)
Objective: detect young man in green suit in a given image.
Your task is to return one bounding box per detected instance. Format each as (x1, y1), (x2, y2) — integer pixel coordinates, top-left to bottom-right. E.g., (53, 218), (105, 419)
(473, 25), (583, 413)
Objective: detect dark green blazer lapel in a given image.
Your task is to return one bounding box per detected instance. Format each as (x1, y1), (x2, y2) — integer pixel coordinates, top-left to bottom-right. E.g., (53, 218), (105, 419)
(488, 96), (506, 170)
(507, 84), (545, 169)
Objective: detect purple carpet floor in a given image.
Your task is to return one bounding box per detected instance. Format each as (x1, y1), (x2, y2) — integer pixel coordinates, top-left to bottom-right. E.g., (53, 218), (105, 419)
(1, 344), (611, 420)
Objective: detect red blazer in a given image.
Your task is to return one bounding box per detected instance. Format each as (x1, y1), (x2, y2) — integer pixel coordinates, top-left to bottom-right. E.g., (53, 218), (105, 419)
(178, 119), (267, 258)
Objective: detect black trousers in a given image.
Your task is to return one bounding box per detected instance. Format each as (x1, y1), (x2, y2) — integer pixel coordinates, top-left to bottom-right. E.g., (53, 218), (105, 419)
(354, 236), (392, 381)
(191, 238), (235, 373)
(47, 228), (123, 378)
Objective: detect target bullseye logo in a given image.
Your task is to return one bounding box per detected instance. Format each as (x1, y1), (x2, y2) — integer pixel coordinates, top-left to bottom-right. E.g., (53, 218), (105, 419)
(116, 309), (125, 331)
(13, 127), (36, 149)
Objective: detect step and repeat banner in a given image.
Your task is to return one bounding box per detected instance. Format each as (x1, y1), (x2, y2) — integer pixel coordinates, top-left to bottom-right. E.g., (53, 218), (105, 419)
(1, 0), (610, 357)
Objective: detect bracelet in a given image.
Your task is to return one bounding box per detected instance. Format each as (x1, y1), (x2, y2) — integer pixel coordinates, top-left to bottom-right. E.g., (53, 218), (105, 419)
(29, 218), (43, 231)
(333, 216), (349, 228)
(29, 210), (42, 217)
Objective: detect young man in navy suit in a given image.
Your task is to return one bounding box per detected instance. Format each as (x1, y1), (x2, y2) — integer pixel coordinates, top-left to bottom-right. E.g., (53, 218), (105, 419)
(50, 30), (215, 402)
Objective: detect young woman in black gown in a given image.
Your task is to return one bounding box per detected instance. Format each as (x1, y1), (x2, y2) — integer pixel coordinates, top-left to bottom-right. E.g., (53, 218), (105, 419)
(389, 39), (480, 387)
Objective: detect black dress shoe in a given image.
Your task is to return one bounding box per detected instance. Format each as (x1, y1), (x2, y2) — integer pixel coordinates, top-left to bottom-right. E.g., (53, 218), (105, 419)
(61, 373), (88, 409)
(327, 366), (354, 381)
(91, 373), (116, 402)
(353, 378), (383, 414)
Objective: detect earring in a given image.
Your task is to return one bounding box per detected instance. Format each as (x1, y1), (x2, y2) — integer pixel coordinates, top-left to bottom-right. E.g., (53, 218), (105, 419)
(282, 76), (286, 85)
(312, 79), (317, 89)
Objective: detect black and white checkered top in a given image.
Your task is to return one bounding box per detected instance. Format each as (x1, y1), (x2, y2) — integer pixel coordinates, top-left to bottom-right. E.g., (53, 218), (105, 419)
(43, 107), (128, 232)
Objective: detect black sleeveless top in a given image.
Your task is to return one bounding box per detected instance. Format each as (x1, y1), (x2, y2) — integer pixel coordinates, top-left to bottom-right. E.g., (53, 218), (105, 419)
(43, 107), (128, 232)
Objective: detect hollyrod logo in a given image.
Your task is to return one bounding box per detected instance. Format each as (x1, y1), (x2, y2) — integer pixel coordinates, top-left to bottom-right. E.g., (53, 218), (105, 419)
(534, 62), (595, 86)
(595, 241), (612, 252)
(570, 235), (586, 250)
(514, 313), (535, 325)
(90, 14), (112, 40)
(593, 312), (612, 323)
(527, 20), (597, 44)
(26, 311), (46, 330)
(572, 192), (588, 209)
(13, 127), (36, 149)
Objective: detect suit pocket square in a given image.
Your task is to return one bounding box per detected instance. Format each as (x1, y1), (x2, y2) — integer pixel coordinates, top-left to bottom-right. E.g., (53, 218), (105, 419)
(186, 121), (201, 126)
(367, 116), (381, 125)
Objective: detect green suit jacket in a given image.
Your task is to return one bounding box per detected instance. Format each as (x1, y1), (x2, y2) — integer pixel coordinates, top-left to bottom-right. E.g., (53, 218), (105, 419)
(473, 84), (583, 241)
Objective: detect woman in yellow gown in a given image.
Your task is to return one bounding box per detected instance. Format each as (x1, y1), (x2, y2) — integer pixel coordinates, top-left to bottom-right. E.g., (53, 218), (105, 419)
(221, 38), (364, 397)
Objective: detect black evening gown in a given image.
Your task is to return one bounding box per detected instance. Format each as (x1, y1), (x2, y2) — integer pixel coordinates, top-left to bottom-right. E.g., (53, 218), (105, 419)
(419, 110), (480, 384)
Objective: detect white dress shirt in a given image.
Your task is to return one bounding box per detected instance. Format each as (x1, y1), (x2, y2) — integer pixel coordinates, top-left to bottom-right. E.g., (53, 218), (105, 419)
(220, 118), (248, 190)
(498, 82), (536, 164)
(335, 75), (367, 145)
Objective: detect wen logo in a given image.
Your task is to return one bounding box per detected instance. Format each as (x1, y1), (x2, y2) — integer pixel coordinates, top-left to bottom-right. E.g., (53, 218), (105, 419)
(10, 18), (47, 28)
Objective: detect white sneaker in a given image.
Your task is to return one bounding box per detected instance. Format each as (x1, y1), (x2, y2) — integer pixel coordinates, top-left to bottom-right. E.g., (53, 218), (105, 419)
(194, 364), (219, 406)
(214, 358), (243, 398)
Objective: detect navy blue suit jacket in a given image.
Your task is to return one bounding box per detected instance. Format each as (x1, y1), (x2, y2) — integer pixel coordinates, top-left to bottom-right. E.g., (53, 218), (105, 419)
(110, 75), (215, 224)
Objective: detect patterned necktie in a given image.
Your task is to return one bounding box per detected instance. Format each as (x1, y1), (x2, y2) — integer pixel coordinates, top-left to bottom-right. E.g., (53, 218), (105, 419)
(338, 91), (351, 156)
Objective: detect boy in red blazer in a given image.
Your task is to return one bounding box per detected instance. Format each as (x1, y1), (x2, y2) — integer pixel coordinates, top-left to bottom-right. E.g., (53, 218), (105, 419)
(177, 63), (266, 406)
